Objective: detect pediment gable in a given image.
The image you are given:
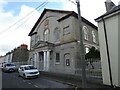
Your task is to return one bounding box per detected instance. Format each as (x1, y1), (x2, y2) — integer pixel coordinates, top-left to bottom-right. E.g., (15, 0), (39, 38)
(28, 8), (72, 36)
(28, 8), (97, 36)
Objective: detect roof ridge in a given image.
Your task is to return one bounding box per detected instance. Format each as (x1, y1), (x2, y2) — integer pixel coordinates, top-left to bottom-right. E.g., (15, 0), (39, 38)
(44, 8), (73, 13)
(95, 5), (120, 21)
(28, 8), (97, 36)
(28, 8), (74, 36)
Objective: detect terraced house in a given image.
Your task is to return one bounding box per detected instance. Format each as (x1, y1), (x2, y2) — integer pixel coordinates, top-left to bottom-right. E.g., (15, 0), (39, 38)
(28, 8), (99, 74)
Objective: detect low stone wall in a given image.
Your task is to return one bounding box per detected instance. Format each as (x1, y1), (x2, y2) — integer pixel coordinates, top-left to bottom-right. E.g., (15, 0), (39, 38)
(40, 71), (103, 85)
(14, 61), (28, 68)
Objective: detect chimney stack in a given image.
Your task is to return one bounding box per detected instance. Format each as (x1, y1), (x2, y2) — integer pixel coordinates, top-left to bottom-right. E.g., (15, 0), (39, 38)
(20, 44), (28, 49)
(118, 1), (120, 5)
(105, 0), (116, 12)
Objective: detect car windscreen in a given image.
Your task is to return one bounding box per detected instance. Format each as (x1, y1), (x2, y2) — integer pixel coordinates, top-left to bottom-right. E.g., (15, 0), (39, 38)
(24, 66), (36, 70)
(6, 64), (15, 66)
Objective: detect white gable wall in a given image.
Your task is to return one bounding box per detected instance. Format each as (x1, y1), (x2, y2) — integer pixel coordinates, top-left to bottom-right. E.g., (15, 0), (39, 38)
(118, 13), (120, 86)
(97, 14), (119, 86)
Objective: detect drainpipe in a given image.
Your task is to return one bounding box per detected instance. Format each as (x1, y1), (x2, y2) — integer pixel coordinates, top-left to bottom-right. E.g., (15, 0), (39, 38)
(102, 18), (113, 87)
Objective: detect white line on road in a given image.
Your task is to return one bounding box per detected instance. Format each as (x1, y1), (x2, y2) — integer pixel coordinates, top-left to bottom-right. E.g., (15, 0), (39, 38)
(28, 82), (31, 85)
(34, 85), (39, 88)
(23, 80), (26, 82)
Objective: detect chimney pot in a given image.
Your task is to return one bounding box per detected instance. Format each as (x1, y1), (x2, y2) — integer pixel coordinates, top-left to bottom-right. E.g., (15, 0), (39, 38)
(118, 1), (120, 5)
(106, 0), (111, 2)
(105, 0), (116, 12)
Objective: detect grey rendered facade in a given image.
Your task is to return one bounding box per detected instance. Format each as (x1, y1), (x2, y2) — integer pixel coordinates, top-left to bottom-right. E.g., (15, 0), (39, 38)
(28, 9), (99, 74)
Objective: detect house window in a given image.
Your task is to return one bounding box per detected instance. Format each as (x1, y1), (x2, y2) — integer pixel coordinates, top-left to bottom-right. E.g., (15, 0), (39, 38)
(54, 27), (61, 42)
(44, 29), (49, 41)
(92, 31), (96, 43)
(56, 53), (60, 63)
(83, 26), (89, 40)
(63, 26), (70, 35)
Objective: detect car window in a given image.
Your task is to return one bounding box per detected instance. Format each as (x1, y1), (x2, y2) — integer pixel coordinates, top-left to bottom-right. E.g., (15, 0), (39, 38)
(6, 64), (15, 66)
(24, 66), (36, 70)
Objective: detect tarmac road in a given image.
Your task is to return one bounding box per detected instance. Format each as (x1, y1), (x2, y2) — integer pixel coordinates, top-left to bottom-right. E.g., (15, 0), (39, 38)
(2, 71), (74, 89)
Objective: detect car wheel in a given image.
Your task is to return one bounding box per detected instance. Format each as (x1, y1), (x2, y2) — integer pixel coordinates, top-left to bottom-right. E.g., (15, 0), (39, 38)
(2, 69), (6, 73)
(23, 74), (27, 79)
(18, 72), (20, 77)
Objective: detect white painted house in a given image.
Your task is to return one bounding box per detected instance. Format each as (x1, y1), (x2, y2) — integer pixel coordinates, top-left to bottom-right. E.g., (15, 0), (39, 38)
(95, 0), (120, 87)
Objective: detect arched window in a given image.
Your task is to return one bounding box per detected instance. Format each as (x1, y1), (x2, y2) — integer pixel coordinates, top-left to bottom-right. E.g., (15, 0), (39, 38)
(83, 26), (89, 40)
(54, 27), (60, 42)
(92, 31), (96, 43)
(44, 29), (49, 41)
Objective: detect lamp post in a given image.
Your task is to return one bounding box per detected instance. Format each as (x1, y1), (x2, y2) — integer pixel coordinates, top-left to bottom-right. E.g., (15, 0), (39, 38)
(76, 0), (87, 88)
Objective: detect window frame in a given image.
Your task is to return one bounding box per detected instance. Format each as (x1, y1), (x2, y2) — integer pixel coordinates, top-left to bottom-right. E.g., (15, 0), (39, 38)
(63, 26), (70, 35)
(55, 52), (60, 64)
(44, 29), (49, 41)
(35, 35), (40, 43)
(92, 31), (96, 43)
(83, 26), (89, 40)
(54, 27), (61, 43)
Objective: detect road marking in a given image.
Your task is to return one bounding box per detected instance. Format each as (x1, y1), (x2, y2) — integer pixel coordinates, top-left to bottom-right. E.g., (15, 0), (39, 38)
(23, 80), (26, 82)
(28, 82), (31, 85)
(34, 85), (39, 88)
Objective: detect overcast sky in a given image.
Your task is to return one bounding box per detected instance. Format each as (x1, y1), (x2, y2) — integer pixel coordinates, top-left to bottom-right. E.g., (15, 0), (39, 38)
(0, 0), (119, 56)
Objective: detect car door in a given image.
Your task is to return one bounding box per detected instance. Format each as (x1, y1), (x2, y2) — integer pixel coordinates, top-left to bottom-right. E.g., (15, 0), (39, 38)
(21, 67), (25, 77)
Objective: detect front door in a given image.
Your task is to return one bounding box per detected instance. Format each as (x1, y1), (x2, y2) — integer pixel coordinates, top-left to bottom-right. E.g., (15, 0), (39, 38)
(39, 52), (44, 71)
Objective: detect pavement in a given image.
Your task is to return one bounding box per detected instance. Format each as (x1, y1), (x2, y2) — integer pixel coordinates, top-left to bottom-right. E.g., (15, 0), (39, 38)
(40, 71), (120, 90)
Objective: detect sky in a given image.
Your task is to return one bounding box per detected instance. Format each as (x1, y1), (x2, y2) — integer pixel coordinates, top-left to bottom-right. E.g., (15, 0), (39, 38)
(0, 0), (119, 56)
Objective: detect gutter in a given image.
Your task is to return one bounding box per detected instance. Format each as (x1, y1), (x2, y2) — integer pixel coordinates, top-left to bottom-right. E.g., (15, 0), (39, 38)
(102, 17), (113, 87)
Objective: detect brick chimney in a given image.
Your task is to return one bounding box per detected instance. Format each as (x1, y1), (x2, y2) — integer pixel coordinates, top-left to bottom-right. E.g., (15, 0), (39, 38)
(20, 44), (28, 49)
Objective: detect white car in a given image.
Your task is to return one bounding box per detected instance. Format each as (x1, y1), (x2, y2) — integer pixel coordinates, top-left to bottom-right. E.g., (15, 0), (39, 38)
(18, 65), (39, 79)
(2, 63), (16, 72)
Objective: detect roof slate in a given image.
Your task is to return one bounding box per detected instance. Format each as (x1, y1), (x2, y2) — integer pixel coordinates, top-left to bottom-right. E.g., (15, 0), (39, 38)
(95, 5), (120, 21)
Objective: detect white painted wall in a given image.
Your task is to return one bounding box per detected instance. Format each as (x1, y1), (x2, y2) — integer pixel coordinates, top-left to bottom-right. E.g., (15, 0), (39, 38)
(98, 21), (111, 85)
(118, 13), (120, 86)
(97, 14), (119, 87)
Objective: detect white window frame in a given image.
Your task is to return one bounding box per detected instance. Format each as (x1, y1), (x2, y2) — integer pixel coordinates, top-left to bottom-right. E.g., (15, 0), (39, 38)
(44, 29), (49, 41)
(54, 27), (60, 43)
(92, 31), (96, 43)
(83, 26), (89, 40)
(55, 52), (60, 64)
